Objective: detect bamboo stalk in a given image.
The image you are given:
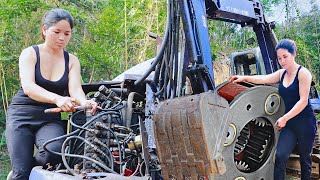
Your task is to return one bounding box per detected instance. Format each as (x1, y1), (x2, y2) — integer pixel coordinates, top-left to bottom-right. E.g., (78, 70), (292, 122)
(0, 63), (8, 116)
(138, 0), (156, 63)
(0, 20), (8, 116)
(124, 0), (128, 70)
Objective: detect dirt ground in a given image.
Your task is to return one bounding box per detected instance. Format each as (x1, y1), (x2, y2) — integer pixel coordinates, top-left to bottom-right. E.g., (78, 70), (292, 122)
(212, 57), (231, 86)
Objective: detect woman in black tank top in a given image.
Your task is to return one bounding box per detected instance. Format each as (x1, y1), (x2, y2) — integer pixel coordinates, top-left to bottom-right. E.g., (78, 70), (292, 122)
(230, 39), (317, 180)
(6, 9), (98, 179)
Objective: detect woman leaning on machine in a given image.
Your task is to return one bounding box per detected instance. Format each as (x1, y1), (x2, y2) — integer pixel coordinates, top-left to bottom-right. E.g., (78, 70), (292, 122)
(230, 39), (317, 180)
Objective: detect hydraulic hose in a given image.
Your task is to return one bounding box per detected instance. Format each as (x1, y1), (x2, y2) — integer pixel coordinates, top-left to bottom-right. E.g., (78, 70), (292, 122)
(43, 111), (121, 162)
(61, 136), (118, 175)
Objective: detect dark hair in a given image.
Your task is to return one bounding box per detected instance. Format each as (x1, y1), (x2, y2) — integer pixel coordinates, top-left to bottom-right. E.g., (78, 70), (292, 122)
(275, 39), (297, 55)
(41, 8), (74, 39)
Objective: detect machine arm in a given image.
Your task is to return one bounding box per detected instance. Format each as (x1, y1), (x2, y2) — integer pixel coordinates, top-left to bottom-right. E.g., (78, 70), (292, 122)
(135, 0), (279, 98)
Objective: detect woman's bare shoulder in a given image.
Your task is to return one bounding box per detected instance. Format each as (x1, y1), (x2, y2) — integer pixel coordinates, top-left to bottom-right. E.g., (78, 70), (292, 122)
(19, 46), (37, 63)
(68, 53), (79, 63)
(298, 66), (312, 80)
(67, 52), (81, 70)
(275, 68), (286, 80)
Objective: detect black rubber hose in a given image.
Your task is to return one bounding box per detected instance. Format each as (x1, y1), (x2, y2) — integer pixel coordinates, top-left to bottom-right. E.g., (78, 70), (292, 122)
(61, 136), (117, 175)
(43, 111), (119, 156)
(163, 55), (170, 99)
(167, 0), (175, 99)
(158, 53), (166, 89)
(153, 59), (161, 86)
(171, 1), (180, 98)
(154, 51), (169, 97)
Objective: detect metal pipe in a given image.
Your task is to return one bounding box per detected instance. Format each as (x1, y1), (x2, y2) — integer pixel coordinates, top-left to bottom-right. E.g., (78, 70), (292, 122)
(126, 92), (143, 128)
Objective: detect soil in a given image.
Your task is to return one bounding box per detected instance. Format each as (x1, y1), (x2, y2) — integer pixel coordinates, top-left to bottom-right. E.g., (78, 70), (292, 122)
(212, 57), (231, 86)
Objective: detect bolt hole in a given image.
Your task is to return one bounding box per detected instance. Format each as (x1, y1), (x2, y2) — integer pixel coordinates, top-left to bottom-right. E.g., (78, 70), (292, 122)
(246, 104), (251, 111)
(191, 99), (193, 101)
(271, 101), (275, 107)
(227, 132), (230, 137)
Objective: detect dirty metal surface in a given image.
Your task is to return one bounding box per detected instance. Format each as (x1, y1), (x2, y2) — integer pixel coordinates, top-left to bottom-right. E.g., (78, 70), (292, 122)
(217, 82), (248, 102)
(154, 92), (230, 179)
(29, 166), (151, 180)
(215, 84), (285, 180)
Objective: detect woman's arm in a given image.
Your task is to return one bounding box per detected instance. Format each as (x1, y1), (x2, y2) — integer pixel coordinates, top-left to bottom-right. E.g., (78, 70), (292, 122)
(230, 69), (284, 84)
(68, 54), (87, 104)
(278, 68), (312, 126)
(68, 54), (98, 114)
(20, 47), (79, 112)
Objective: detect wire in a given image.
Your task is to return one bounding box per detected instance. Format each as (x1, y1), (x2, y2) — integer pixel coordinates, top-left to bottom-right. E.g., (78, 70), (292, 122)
(139, 160), (146, 176)
(130, 163), (140, 177)
(70, 111), (120, 130)
(43, 111), (122, 171)
(61, 136), (118, 174)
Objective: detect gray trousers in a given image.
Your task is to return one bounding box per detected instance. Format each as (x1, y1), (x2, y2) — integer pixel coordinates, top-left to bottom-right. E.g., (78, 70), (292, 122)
(6, 105), (65, 180)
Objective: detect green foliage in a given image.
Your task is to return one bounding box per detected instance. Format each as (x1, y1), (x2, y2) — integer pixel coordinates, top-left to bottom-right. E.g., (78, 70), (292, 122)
(0, 0), (167, 133)
(208, 21), (258, 61)
(261, 0), (284, 12)
(0, 0), (319, 176)
(274, 1), (320, 85)
(0, 130), (5, 146)
(73, 0), (167, 82)
(0, 0), (43, 20)
(0, 0), (318, 111)
(0, 145), (10, 179)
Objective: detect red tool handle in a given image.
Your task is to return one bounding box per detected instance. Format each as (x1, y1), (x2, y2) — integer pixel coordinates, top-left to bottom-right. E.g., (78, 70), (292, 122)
(44, 105), (91, 113)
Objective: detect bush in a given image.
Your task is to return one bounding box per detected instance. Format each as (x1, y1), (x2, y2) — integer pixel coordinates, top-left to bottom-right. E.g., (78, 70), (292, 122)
(0, 145), (10, 179)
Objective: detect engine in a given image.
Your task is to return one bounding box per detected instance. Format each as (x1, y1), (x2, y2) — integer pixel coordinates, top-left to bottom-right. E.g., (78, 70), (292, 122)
(37, 82), (161, 179)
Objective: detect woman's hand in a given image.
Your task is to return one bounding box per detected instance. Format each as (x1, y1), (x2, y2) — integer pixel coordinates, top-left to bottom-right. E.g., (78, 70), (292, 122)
(55, 96), (81, 112)
(274, 116), (288, 130)
(229, 75), (247, 83)
(84, 99), (100, 115)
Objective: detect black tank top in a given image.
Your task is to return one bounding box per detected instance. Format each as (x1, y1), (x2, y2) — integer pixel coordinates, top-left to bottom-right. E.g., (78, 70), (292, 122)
(278, 65), (313, 119)
(10, 45), (69, 108)
(34, 45), (69, 95)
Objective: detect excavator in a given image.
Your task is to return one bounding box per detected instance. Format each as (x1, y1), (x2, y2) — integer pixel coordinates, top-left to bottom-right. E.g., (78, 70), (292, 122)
(24, 0), (319, 179)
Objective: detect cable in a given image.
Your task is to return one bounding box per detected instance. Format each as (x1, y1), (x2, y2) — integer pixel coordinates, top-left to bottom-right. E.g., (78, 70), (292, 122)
(70, 111), (120, 130)
(61, 136), (118, 175)
(43, 111), (120, 158)
(130, 163), (140, 176)
(139, 160), (146, 176)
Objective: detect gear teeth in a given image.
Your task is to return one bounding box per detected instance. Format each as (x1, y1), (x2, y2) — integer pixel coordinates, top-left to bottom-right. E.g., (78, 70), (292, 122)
(260, 139), (269, 158)
(254, 118), (267, 127)
(235, 161), (249, 171)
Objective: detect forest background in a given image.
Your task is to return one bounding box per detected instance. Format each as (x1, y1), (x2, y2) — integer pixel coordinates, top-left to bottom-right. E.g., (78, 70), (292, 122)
(0, 0), (319, 178)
